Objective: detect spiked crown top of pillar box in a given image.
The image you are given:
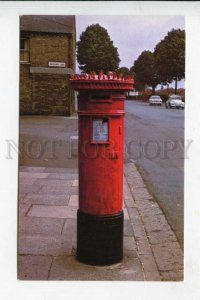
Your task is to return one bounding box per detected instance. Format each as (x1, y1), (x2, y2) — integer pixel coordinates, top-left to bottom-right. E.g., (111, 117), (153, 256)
(69, 71), (134, 91)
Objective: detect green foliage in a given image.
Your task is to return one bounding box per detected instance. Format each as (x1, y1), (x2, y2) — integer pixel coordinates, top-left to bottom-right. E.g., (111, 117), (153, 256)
(116, 66), (132, 76)
(77, 24), (120, 73)
(154, 29), (185, 84)
(131, 51), (160, 93)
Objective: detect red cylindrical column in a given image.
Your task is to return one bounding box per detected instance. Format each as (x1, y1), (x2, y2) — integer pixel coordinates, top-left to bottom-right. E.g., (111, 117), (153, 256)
(70, 72), (134, 265)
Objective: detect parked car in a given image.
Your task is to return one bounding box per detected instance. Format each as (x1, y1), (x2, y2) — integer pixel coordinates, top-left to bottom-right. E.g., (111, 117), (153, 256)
(149, 95), (162, 106)
(180, 101), (185, 109)
(165, 95), (184, 109)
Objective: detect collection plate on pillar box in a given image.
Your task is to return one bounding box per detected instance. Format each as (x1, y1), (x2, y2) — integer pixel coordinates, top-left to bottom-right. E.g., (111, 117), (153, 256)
(92, 118), (109, 142)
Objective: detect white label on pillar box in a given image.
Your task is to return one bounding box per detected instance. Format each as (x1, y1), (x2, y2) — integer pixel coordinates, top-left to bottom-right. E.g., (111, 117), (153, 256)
(92, 119), (108, 142)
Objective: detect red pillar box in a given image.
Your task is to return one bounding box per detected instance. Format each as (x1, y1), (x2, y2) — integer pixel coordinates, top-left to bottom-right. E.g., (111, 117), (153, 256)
(70, 71), (134, 265)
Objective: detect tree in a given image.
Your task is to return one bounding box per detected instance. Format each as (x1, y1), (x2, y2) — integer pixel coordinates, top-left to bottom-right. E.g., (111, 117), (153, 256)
(77, 24), (120, 73)
(154, 29), (185, 94)
(131, 51), (160, 94)
(116, 66), (132, 76)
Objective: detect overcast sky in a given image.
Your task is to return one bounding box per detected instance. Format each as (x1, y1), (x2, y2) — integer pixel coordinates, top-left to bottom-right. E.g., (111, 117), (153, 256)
(76, 15), (185, 88)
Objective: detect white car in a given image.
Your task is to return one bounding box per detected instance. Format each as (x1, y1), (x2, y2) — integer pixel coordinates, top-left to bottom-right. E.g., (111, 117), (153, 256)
(149, 95), (162, 106)
(180, 101), (185, 109)
(165, 95), (184, 109)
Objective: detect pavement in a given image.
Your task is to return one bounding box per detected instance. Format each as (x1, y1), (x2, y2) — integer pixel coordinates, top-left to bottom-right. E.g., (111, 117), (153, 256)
(18, 115), (183, 281)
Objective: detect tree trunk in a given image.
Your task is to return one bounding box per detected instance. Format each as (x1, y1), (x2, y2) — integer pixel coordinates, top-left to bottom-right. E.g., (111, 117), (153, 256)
(175, 77), (178, 94)
(152, 86), (155, 95)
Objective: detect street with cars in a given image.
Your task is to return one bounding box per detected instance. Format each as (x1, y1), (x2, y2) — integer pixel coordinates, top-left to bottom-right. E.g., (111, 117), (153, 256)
(125, 100), (184, 247)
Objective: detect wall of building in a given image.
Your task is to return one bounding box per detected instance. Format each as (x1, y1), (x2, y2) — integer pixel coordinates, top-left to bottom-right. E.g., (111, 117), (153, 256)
(20, 64), (32, 113)
(20, 32), (75, 115)
(30, 34), (69, 67)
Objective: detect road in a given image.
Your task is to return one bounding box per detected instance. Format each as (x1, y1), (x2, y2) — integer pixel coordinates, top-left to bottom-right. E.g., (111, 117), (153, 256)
(124, 100), (184, 247)
(19, 116), (78, 168)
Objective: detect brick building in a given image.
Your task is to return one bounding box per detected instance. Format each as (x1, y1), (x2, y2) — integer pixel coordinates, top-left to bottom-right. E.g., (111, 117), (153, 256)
(20, 15), (76, 115)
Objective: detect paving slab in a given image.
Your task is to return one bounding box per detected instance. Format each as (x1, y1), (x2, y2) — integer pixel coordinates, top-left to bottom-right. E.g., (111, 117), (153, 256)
(19, 234), (75, 256)
(62, 218), (77, 237)
(160, 270), (184, 281)
(130, 180), (145, 189)
(72, 179), (78, 187)
(18, 193), (27, 203)
(123, 208), (129, 220)
(151, 242), (183, 272)
(148, 229), (177, 244)
(114, 257), (144, 281)
(23, 194), (69, 205)
(18, 178), (37, 185)
(137, 240), (153, 255)
(37, 186), (78, 196)
(68, 195), (79, 206)
(123, 249), (138, 259)
(131, 187), (153, 201)
(19, 184), (41, 195)
(124, 168), (145, 189)
(124, 236), (137, 251)
(135, 200), (160, 210)
(47, 173), (78, 180)
(44, 167), (77, 174)
(49, 255), (144, 281)
(18, 255), (53, 280)
(19, 172), (49, 179)
(123, 177), (133, 199)
(124, 198), (136, 208)
(145, 270), (161, 281)
(131, 222), (148, 241)
(124, 220), (134, 236)
(127, 207), (141, 225)
(27, 205), (77, 219)
(18, 203), (32, 217)
(142, 214), (171, 233)
(38, 185), (74, 195)
(19, 167), (46, 173)
(124, 162), (138, 174)
(139, 254), (158, 272)
(19, 216), (65, 235)
(136, 203), (162, 217)
(35, 178), (73, 187)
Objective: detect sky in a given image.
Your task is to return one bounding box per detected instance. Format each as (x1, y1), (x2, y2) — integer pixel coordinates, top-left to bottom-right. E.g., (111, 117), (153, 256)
(76, 15), (185, 88)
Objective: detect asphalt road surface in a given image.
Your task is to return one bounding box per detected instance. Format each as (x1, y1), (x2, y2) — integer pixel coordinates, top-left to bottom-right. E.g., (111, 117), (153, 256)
(19, 116), (79, 168)
(124, 100), (184, 247)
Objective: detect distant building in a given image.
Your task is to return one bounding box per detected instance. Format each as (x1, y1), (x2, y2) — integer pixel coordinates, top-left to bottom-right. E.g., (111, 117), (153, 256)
(20, 15), (76, 115)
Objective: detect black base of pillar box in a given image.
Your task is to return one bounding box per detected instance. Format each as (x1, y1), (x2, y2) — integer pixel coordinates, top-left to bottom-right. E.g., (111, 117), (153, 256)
(77, 209), (124, 265)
